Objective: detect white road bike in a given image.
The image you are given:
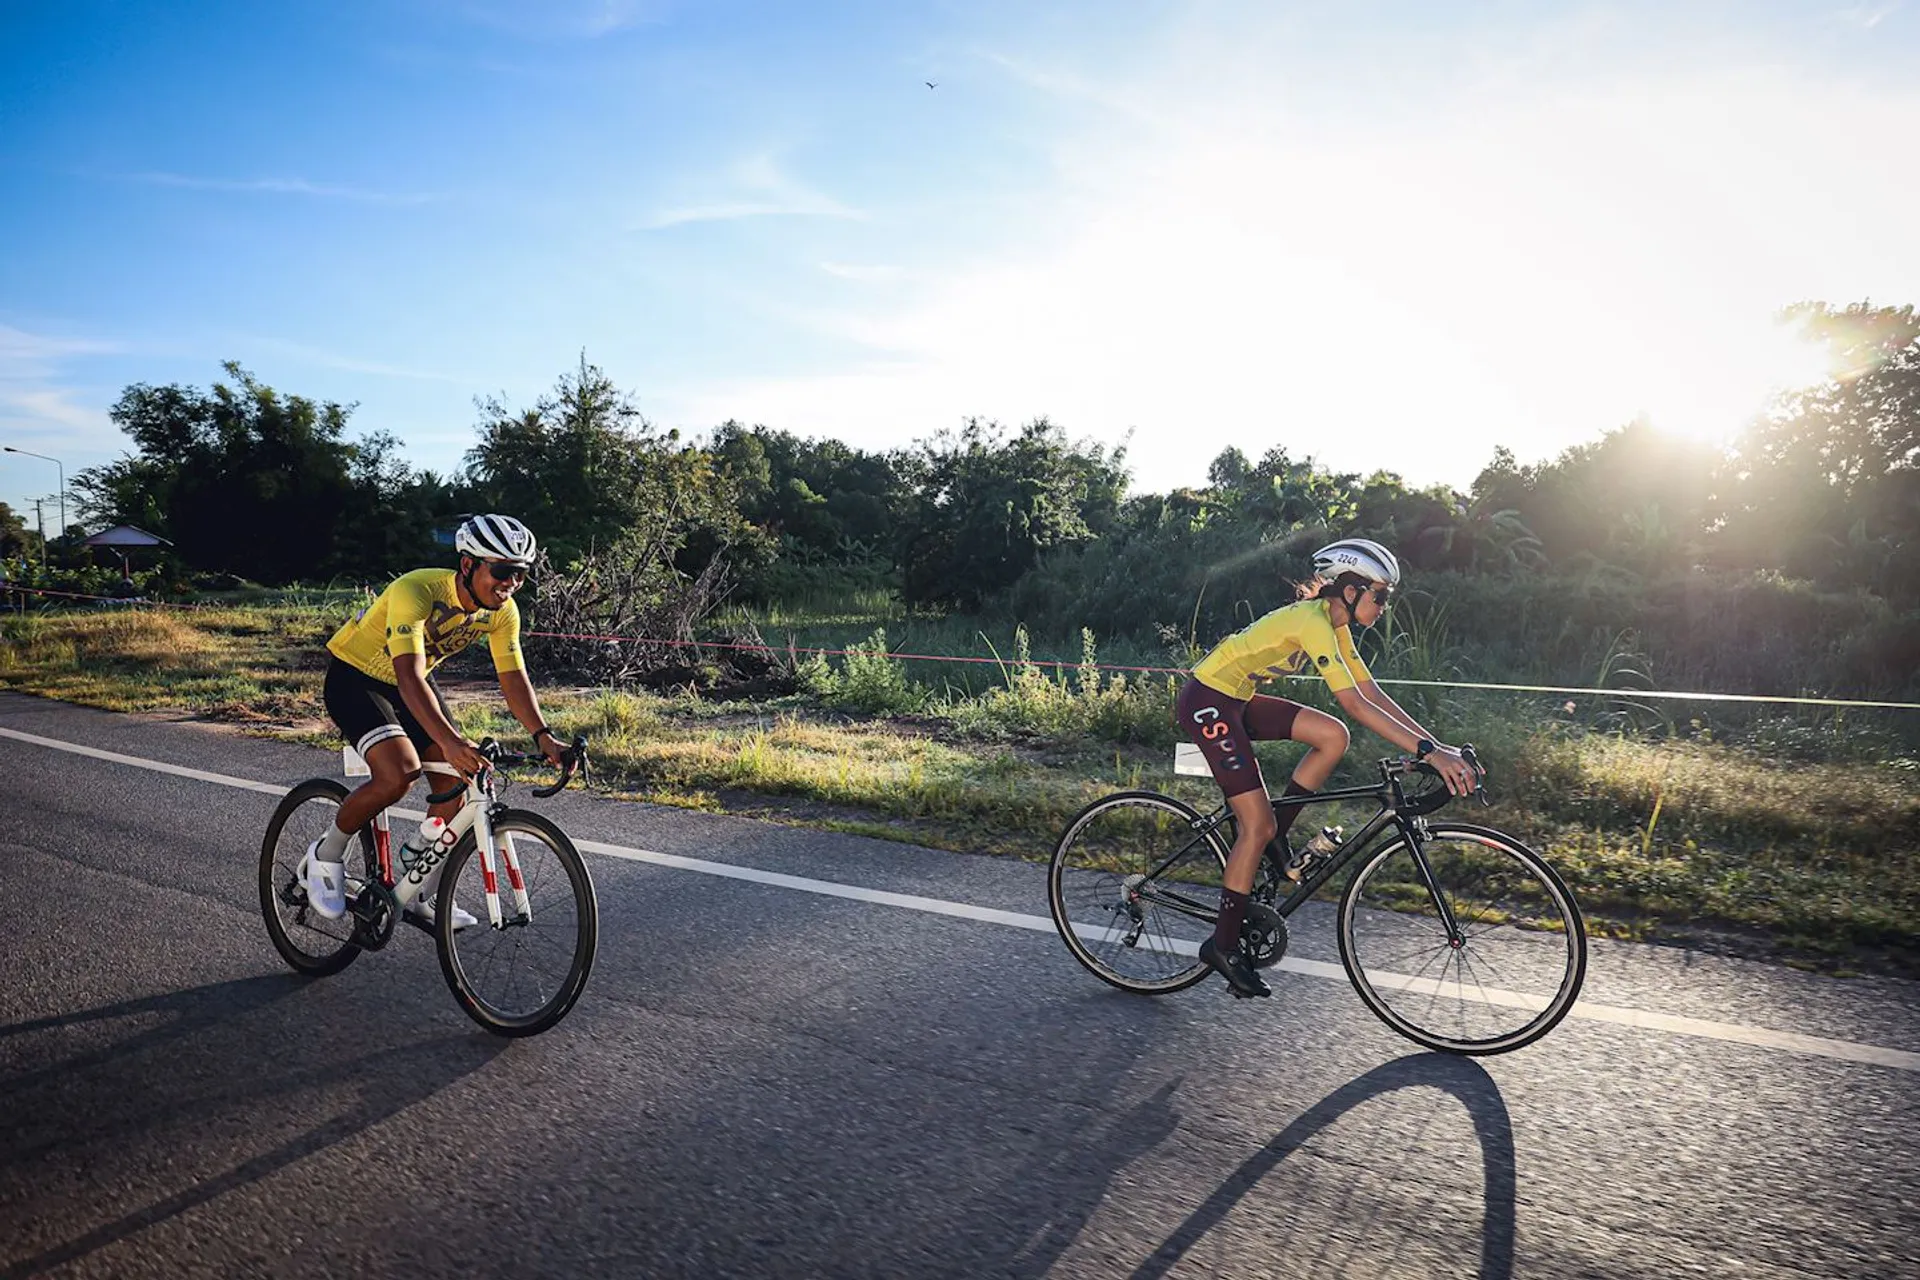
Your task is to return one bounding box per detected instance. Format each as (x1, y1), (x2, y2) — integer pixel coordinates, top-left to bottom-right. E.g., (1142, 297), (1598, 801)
(259, 736), (598, 1037)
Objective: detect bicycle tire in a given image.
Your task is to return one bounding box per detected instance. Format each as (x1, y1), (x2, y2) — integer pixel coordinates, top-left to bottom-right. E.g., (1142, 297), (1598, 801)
(259, 777), (370, 977)
(1047, 790), (1229, 994)
(1337, 821), (1587, 1055)
(436, 808), (599, 1037)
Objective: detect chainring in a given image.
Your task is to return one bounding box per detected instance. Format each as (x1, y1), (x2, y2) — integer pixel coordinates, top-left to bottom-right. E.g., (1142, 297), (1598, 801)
(348, 882), (399, 951)
(1239, 902), (1289, 969)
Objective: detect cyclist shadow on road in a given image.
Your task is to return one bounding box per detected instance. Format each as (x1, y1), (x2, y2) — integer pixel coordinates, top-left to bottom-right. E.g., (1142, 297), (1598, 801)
(0, 972), (307, 1101)
(0, 973), (508, 1280)
(1131, 1051), (1517, 1280)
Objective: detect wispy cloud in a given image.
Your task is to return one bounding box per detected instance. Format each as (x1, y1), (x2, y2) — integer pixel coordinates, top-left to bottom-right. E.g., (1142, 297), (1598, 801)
(637, 154), (864, 230)
(117, 171), (441, 205)
(235, 335), (467, 384)
(0, 326), (119, 365)
(0, 325), (124, 499)
(1836, 3), (1900, 28)
(453, 0), (669, 41)
(819, 261), (906, 283)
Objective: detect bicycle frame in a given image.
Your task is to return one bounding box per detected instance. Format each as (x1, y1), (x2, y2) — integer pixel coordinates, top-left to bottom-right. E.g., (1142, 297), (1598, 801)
(367, 769), (533, 930)
(1136, 761), (1468, 946)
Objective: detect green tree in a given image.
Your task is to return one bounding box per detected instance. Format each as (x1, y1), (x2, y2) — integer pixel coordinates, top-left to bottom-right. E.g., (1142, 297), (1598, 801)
(709, 421), (908, 569)
(74, 363), (378, 583)
(1716, 301), (1920, 599)
(0, 501), (29, 560)
(1476, 420), (1719, 577)
(897, 417), (1128, 611)
(466, 355), (759, 576)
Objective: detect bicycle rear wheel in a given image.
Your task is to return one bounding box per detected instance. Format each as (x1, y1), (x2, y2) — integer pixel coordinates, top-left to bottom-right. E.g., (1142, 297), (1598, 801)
(436, 809), (598, 1037)
(259, 778), (371, 977)
(1047, 791), (1229, 994)
(1338, 822), (1586, 1054)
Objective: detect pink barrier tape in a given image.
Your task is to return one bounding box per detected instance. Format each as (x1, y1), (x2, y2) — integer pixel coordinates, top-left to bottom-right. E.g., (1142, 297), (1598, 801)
(522, 629), (1920, 710)
(0, 584), (210, 609)
(3, 583), (1912, 710)
(523, 627), (1186, 676)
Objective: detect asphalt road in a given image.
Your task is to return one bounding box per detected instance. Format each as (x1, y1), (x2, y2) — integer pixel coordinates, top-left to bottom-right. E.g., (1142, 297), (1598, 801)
(2, 689), (1917, 1279)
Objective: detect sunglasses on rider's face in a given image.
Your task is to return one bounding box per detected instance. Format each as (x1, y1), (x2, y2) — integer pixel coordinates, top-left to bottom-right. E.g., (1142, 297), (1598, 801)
(1368, 585), (1393, 608)
(484, 560), (528, 583)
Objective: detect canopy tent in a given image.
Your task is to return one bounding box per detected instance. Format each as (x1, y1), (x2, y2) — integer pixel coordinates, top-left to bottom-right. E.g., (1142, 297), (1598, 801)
(80, 524), (172, 582)
(81, 525), (172, 549)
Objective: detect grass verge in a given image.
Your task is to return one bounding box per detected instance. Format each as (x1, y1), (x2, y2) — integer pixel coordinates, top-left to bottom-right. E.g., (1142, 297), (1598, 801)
(4, 602), (1916, 975)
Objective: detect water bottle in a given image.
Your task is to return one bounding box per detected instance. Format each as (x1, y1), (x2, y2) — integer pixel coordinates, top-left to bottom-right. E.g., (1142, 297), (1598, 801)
(399, 816), (448, 879)
(1287, 825), (1344, 880)
(1302, 825), (1344, 858)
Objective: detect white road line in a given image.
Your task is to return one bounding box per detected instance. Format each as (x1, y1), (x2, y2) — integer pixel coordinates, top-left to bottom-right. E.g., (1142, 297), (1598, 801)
(0, 726), (289, 796)
(5, 721), (1918, 1073)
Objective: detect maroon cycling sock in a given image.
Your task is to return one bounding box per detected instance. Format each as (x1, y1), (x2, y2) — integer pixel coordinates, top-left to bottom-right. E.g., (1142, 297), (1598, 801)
(1274, 779), (1315, 843)
(1212, 887), (1251, 952)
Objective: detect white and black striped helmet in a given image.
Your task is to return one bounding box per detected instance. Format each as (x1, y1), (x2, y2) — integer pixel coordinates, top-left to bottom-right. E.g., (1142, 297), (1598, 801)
(455, 514), (538, 566)
(1311, 537), (1401, 587)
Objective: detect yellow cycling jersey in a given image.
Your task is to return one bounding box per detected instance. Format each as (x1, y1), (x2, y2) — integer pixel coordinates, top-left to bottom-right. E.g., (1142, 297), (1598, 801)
(1191, 597), (1373, 701)
(326, 568), (524, 686)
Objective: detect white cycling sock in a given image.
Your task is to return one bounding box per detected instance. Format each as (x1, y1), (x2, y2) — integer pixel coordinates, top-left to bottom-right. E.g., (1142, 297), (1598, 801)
(318, 818), (353, 861)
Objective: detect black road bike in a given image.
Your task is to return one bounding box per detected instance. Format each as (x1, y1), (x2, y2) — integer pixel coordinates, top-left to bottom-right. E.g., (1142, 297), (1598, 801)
(1046, 749), (1587, 1054)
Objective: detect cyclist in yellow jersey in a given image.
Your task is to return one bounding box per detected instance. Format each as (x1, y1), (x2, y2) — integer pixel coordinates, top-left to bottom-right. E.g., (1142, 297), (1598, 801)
(299, 514), (567, 928)
(1177, 538), (1482, 998)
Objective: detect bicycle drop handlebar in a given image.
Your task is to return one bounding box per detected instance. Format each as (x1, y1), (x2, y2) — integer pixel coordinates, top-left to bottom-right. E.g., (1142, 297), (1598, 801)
(424, 734), (592, 804)
(1382, 742), (1488, 807)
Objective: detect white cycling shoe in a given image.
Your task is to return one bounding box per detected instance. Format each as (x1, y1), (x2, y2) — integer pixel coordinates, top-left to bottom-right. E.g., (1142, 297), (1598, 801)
(299, 842), (349, 920)
(405, 897), (480, 931)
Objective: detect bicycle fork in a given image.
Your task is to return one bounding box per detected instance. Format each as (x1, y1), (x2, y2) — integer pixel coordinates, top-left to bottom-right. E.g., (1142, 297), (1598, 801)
(468, 804), (534, 929)
(1399, 827), (1466, 949)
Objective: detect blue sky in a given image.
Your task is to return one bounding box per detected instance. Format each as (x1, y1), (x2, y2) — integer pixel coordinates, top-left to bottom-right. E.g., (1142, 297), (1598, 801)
(4, 0), (1918, 528)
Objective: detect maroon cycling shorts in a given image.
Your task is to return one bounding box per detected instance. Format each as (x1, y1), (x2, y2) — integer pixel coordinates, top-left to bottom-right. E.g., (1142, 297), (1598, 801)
(1174, 677), (1304, 798)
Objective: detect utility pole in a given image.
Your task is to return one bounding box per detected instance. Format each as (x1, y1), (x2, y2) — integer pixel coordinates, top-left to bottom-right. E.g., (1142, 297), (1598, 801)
(2, 447), (65, 545)
(33, 497), (46, 569)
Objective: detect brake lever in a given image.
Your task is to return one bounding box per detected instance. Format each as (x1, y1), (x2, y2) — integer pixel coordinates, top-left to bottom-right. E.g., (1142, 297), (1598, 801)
(1458, 743), (1492, 806)
(532, 734), (590, 799)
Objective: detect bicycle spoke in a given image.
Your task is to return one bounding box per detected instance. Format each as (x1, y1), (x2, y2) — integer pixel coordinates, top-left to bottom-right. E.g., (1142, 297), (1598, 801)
(1048, 794), (1224, 992)
(260, 781), (368, 978)
(1341, 828), (1585, 1054)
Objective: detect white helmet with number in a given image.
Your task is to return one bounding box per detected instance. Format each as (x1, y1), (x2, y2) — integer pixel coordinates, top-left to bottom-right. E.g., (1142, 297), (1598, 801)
(1311, 538), (1401, 587)
(455, 513), (538, 566)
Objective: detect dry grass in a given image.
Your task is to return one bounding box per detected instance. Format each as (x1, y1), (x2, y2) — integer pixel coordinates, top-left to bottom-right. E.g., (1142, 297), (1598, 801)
(4, 602), (1915, 968)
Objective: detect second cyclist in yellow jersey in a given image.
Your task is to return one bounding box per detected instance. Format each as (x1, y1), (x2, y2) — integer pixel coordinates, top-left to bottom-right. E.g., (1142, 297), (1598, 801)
(1190, 596), (1374, 701)
(1177, 537), (1483, 999)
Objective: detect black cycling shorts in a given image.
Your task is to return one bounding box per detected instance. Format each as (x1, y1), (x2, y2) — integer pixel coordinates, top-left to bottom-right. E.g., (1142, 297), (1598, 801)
(322, 657), (452, 760)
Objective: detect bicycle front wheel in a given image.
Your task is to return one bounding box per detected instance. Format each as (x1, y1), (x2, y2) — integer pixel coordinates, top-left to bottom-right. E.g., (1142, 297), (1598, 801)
(259, 778), (371, 977)
(436, 809), (598, 1037)
(1338, 822), (1587, 1054)
(1047, 791), (1229, 994)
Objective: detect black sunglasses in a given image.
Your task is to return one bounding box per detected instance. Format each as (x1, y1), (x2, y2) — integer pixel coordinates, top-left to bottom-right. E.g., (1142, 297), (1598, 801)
(484, 560), (528, 582)
(1368, 585), (1393, 607)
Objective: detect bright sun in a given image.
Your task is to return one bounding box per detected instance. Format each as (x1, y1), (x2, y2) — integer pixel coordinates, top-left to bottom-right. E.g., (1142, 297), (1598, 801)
(1633, 316), (1838, 447)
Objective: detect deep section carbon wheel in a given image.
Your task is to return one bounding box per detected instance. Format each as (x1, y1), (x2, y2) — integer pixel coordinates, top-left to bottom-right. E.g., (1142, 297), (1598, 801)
(435, 809), (598, 1037)
(259, 778), (372, 978)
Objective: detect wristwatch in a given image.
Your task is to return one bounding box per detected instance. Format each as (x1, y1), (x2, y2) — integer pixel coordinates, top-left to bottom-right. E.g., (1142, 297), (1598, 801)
(1414, 738), (1436, 759)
